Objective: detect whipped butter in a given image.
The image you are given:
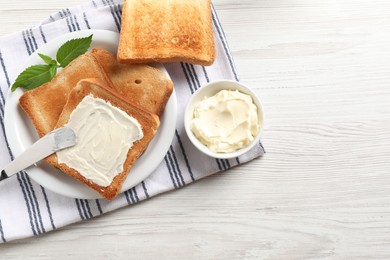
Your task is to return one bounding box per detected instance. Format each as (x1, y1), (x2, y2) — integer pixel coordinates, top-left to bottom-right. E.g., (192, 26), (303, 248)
(191, 90), (260, 153)
(56, 94), (143, 187)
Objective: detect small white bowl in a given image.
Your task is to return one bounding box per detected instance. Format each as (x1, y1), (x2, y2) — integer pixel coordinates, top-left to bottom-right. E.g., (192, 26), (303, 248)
(184, 80), (264, 159)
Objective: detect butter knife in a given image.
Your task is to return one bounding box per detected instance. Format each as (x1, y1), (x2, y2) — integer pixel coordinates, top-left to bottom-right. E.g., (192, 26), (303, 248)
(0, 126), (77, 181)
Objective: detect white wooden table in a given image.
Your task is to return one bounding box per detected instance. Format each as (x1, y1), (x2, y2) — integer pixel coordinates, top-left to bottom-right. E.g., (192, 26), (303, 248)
(2, 0), (390, 258)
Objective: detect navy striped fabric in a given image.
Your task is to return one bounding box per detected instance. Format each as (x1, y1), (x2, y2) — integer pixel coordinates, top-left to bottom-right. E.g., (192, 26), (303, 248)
(0, 0), (265, 242)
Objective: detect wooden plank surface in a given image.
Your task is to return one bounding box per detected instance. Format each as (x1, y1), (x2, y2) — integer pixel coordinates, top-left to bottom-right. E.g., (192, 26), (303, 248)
(2, 0), (390, 259)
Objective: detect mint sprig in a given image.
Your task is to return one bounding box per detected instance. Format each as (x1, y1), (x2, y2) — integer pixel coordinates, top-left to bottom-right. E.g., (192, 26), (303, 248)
(11, 34), (93, 91)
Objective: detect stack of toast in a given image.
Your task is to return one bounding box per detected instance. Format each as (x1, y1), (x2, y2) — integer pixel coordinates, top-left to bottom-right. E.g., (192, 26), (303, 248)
(19, 50), (173, 200)
(18, 0), (215, 200)
(49, 78), (161, 200)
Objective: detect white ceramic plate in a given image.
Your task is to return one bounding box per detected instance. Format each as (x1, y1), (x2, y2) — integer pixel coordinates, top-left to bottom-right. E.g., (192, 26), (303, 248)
(4, 29), (177, 199)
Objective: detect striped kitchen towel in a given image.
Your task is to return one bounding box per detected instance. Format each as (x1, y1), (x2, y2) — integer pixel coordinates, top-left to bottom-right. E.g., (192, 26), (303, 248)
(0, 0), (265, 242)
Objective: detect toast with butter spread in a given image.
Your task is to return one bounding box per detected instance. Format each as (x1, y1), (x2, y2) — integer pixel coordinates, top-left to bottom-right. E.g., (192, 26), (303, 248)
(91, 48), (173, 116)
(118, 0), (216, 66)
(19, 53), (114, 137)
(46, 78), (160, 200)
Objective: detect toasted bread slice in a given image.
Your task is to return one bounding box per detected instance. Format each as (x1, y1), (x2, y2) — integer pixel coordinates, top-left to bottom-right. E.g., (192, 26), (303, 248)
(19, 53), (114, 137)
(118, 0), (216, 66)
(47, 78), (160, 200)
(91, 48), (173, 116)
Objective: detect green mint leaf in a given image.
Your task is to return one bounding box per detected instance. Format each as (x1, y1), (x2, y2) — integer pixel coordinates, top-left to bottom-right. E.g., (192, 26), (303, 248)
(56, 34), (93, 68)
(49, 64), (58, 79)
(11, 65), (52, 91)
(11, 35), (93, 92)
(38, 53), (57, 66)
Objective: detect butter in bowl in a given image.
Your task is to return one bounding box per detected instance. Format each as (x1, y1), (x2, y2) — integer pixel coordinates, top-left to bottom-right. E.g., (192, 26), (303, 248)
(184, 80), (264, 159)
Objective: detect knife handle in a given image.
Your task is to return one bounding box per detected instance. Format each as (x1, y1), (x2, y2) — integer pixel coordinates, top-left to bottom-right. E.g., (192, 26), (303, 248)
(0, 170), (7, 181)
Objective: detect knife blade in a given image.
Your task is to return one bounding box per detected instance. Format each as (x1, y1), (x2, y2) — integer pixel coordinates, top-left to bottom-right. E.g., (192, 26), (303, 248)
(0, 126), (77, 181)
